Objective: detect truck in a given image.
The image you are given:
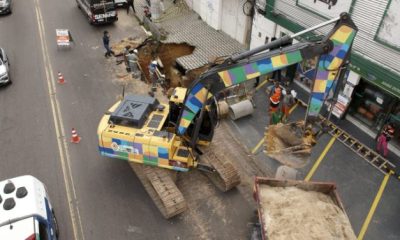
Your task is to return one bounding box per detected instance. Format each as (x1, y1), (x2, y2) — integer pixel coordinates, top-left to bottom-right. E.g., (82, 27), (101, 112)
(76, 0), (118, 25)
(97, 13), (357, 218)
(252, 177), (356, 240)
(0, 176), (59, 240)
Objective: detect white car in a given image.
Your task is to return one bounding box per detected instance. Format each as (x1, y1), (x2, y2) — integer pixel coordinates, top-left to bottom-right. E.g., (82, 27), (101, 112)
(0, 47), (10, 86)
(0, 176), (59, 240)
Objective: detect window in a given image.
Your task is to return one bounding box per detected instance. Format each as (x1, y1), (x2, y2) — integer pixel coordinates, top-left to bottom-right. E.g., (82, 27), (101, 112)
(39, 222), (49, 240)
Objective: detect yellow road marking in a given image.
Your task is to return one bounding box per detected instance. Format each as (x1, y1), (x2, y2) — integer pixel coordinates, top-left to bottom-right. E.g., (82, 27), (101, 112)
(251, 99), (298, 155)
(251, 138), (264, 154)
(305, 135), (337, 181)
(256, 78), (269, 91)
(289, 102), (299, 114)
(35, 1), (84, 239)
(357, 172), (392, 240)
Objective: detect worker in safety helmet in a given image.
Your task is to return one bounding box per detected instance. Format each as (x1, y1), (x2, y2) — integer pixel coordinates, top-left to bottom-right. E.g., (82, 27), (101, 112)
(149, 60), (158, 91)
(126, 48), (139, 75)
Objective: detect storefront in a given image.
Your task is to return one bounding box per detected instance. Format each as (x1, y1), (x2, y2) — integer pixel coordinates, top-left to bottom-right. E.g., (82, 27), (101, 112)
(290, 60), (400, 150)
(347, 77), (400, 149)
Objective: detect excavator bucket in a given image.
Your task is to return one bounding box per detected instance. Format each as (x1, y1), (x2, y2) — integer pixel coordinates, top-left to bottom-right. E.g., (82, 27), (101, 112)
(264, 121), (316, 168)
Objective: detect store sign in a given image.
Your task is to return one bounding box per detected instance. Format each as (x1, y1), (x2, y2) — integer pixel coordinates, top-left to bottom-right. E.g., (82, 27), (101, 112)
(381, 81), (400, 96)
(332, 93), (350, 118)
(296, 0), (354, 19)
(349, 64), (400, 96)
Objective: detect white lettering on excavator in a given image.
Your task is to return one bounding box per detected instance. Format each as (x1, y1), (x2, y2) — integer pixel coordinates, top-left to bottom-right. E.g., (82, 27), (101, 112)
(111, 142), (139, 154)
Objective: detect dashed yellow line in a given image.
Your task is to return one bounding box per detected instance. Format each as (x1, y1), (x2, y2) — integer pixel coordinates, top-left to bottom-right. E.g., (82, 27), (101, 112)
(251, 138), (264, 154)
(251, 100), (298, 155)
(304, 135), (336, 181)
(289, 102), (299, 114)
(357, 172), (392, 240)
(256, 78), (269, 91)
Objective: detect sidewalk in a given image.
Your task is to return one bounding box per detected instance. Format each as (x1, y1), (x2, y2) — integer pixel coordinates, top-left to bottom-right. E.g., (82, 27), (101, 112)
(290, 81), (400, 167)
(133, 0), (245, 70)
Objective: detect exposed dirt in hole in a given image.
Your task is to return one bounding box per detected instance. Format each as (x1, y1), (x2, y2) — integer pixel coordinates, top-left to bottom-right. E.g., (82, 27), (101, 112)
(113, 38), (230, 92)
(136, 40), (195, 88)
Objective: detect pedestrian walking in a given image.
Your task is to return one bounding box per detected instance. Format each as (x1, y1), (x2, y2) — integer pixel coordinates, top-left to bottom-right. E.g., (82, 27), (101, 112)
(126, 0), (135, 14)
(281, 89), (296, 123)
(102, 31), (113, 58)
(377, 123), (395, 157)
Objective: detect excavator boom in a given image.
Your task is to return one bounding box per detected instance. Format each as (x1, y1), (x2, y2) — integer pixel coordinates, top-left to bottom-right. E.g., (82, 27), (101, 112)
(177, 13), (357, 141)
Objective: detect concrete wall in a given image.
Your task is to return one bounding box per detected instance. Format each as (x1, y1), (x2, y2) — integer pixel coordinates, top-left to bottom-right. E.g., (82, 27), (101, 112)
(184, 0), (250, 45)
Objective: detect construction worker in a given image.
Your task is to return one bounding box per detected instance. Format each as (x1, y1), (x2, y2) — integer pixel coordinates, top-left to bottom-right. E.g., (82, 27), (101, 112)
(127, 49), (139, 77)
(281, 89), (296, 123)
(149, 60), (158, 91)
(123, 45), (131, 67)
(144, 6), (152, 21)
(269, 81), (282, 124)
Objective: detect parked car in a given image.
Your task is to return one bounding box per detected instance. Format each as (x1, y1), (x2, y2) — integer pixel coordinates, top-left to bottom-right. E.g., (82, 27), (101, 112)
(0, 0), (12, 15)
(114, 0), (127, 7)
(0, 176), (59, 240)
(76, 0), (118, 24)
(0, 47), (11, 86)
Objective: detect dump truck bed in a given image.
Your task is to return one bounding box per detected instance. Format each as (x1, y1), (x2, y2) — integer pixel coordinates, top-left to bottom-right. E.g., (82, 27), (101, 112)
(253, 177), (356, 240)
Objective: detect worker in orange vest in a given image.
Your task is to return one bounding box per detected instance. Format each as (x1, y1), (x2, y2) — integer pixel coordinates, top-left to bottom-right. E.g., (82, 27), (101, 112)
(269, 81), (282, 124)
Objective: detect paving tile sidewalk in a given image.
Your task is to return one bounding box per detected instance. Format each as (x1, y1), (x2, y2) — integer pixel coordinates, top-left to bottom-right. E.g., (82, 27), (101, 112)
(134, 0), (245, 70)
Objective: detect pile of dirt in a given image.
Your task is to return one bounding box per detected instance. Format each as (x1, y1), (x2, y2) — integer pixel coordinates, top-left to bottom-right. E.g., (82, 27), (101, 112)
(111, 37), (146, 55)
(259, 186), (357, 240)
(264, 121), (312, 168)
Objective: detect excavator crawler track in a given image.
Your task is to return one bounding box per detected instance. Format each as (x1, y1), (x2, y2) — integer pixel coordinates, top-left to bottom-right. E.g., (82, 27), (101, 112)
(129, 162), (187, 219)
(201, 146), (241, 192)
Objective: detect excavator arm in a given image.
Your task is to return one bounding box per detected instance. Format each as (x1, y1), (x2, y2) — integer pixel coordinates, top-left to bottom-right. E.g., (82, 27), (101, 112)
(177, 13), (357, 140)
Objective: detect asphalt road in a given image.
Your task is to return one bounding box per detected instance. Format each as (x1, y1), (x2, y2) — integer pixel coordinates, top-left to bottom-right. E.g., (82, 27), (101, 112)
(0, 1), (257, 240)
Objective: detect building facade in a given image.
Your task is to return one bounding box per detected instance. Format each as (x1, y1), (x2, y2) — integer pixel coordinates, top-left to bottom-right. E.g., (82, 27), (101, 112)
(251, 0), (400, 150)
(184, 0), (253, 45)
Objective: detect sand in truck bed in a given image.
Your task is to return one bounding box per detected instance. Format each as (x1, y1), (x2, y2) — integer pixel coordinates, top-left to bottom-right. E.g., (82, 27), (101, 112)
(259, 186), (357, 240)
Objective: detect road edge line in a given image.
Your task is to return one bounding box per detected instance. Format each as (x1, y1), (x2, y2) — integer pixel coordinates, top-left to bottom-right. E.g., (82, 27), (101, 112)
(304, 135), (336, 181)
(34, 1), (84, 239)
(357, 172), (391, 240)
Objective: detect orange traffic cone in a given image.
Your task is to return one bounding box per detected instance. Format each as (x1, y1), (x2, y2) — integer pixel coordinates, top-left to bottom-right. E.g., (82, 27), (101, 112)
(71, 128), (81, 143)
(58, 71), (65, 84)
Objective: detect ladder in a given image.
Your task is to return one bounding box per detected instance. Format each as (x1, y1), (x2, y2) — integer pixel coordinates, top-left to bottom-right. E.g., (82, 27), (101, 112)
(320, 117), (396, 175)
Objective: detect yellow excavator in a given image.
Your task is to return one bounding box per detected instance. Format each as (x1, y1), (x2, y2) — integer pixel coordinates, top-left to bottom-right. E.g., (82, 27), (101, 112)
(97, 13), (357, 218)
